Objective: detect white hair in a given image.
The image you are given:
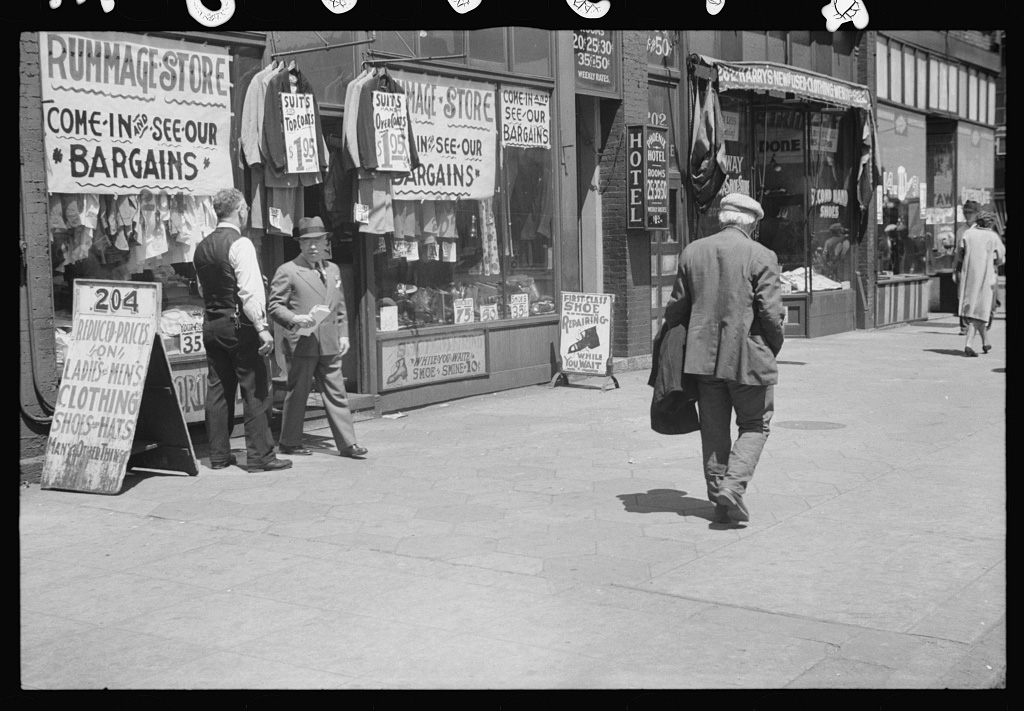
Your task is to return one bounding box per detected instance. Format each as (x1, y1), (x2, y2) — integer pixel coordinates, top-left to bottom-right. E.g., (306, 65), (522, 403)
(719, 209), (758, 228)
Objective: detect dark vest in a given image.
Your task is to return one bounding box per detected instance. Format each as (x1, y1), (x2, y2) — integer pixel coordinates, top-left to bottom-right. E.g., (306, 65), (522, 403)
(193, 227), (249, 322)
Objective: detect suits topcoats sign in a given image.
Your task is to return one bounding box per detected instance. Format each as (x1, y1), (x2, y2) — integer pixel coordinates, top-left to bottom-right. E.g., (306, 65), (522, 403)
(627, 125), (670, 230)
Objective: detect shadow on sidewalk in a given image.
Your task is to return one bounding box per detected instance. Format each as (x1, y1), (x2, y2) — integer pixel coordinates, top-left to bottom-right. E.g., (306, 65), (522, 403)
(924, 348), (978, 358)
(617, 489), (716, 521)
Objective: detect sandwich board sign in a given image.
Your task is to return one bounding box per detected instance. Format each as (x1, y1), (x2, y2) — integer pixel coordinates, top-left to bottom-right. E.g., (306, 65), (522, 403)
(41, 280), (198, 495)
(549, 291), (619, 391)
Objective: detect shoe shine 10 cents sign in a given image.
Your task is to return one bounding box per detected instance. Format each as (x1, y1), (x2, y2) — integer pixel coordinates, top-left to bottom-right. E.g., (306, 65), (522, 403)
(559, 292), (614, 376)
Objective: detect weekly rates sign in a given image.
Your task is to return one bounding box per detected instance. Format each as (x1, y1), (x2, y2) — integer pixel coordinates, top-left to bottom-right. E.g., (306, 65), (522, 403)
(40, 32), (233, 195)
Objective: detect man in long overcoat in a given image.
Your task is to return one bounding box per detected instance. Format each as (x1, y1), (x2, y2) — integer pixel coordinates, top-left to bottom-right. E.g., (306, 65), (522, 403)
(664, 193), (785, 522)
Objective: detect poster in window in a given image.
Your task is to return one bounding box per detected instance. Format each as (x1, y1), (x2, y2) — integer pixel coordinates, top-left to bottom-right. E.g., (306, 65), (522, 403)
(501, 87), (550, 150)
(39, 31), (234, 195)
(390, 71), (497, 201)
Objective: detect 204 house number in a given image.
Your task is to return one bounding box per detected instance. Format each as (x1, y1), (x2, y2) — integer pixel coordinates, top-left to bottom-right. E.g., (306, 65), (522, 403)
(91, 287), (140, 314)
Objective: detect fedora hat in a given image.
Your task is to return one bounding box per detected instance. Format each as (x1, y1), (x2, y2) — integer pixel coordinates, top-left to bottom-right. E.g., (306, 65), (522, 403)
(295, 216), (330, 239)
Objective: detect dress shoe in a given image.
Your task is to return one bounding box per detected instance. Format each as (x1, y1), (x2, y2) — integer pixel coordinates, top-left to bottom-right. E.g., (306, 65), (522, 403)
(279, 444), (313, 456)
(338, 444), (368, 458)
(713, 503), (732, 524)
(965, 346), (978, 357)
(245, 457), (293, 472)
(716, 487), (750, 522)
(209, 455), (238, 470)
(982, 345), (992, 354)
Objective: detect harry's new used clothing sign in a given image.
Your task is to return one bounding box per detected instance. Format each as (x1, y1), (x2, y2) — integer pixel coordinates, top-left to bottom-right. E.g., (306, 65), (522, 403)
(40, 31), (234, 195)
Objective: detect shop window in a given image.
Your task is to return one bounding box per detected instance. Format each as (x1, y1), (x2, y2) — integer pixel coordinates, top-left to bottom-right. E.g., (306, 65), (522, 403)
(807, 111), (856, 288)
(512, 27), (552, 77)
(876, 39), (889, 100)
(373, 83), (555, 331)
(969, 70), (979, 122)
(647, 30), (677, 71)
(468, 28), (507, 68)
(766, 31), (787, 64)
(954, 66), (962, 118)
(270, 31), (360, 108)
(742, 31), (767, 62)
(926, 129), (957, 272)
(647, 81), (680, 174)
(903, 49), (915, 108)
(938, 62), (948, 112)
(696, 94), (750, 240)
(375, 31), (417, 58)
(877, 109), (928, 276)
(418, 30), (465, 60)
(917, 55), (928, 109)
(755, 109), (807, 281)
(889, 45), (903, 104)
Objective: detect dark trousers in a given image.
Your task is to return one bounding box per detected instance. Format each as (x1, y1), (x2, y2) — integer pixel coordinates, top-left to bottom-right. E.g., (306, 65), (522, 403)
(203, 313), (275, 466)
(279, 354), (358, 451)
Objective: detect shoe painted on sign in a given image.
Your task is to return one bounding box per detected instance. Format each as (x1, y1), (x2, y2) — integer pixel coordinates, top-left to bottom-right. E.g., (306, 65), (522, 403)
(568, 326), (600, 354)
(386, 357), (408, 386)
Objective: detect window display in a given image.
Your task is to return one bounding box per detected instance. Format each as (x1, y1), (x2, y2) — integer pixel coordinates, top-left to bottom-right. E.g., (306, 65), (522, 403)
(875, 107), (927, 276)
(807, 111), (855, 287)
(696, 94), (750, 239)
(755, 109), (808, 284)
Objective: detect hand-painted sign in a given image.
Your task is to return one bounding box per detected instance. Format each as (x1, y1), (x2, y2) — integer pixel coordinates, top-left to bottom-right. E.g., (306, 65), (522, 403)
(501, 87), (550, 150)
(716, 61), (871, 110)
(390, 71), (497, 201)
(627, 125), (670, 230)
(281, 92), (320, 174)
(372, 90), (411, 172)
(40, 32), (233, 195)
(380, 332), (487, 390)
(574, 30), (620, 97)
(559, 292), (614, 376)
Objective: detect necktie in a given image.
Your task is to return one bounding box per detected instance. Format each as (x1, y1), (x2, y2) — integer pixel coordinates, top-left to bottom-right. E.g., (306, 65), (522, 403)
(316, 262), (327, 285)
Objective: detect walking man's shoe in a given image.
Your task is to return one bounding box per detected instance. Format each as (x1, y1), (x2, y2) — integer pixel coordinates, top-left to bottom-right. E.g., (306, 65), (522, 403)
(339, 444), (368, 458)
(245, 457), (293, 472)
(278, 444), (313, 456)
(209, 455), (238, 470)
(714, 503), (732, 524)
(716, 487), (750, 522)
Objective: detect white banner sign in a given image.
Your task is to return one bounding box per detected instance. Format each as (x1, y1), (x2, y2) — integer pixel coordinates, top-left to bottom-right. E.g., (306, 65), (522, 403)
(281, 93), (320, 174)
(501, 86), (550, 149)
(390, 71), (497, 201)
(559, 292), (614, 376)
(40, 32), (233, 195)
(380, 332), (487, 390)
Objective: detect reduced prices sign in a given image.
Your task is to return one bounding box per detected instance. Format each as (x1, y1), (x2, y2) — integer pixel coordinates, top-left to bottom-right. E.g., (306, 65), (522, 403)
(559, 292), (613, 376)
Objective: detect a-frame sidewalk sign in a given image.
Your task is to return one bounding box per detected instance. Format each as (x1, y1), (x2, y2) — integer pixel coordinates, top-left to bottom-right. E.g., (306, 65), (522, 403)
(41, 279), (198, 495)
(549, 291), (619, 392)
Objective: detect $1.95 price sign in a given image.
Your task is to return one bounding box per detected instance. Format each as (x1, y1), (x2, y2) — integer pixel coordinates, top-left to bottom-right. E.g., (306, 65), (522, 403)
(282, 93), (320, 174)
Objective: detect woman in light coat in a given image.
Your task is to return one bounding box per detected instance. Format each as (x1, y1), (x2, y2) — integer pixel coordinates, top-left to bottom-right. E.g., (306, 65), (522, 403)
(953, 212), (1005, 356)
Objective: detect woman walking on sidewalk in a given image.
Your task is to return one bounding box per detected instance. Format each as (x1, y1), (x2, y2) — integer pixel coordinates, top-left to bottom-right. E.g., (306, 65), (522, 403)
(953, 211), (1005, 357)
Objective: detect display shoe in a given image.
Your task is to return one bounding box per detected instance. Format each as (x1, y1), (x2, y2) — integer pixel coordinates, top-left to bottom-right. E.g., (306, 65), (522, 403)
(209, 455), (238, 470)
(567, 326), (600, 353)
(338, 444), (369, 459)
(716, 487), (750, 522)
(245, 457), (293, 472)
(965, 346), (978, 357)
(386, 358), (408, 386)
(279, 444), (313, 456)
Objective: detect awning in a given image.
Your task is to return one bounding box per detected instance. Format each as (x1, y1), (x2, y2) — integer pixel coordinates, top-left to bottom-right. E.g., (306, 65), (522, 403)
(695, 56), (872, 111)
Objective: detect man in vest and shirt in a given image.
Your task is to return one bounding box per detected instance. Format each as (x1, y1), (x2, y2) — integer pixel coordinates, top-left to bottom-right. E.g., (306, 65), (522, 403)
(193, 188), (292, 472)
(268, 217), (368, 460)
(664, 193), (785, 523)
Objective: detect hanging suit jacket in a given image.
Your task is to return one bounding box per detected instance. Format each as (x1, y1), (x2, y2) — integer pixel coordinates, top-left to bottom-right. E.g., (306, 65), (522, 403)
(268, 256), (349, 359)
(355, 72), (421, 173)
(261, 68), (328, 188)
(689, 80), (729, 212)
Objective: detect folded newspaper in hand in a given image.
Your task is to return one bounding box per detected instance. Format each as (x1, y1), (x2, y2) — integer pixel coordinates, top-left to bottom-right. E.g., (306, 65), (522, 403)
(296, 304), (332, 337)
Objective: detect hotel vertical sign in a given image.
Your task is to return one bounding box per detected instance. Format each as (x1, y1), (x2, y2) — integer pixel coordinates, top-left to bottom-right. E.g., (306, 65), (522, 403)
(627, 125), (670, 230)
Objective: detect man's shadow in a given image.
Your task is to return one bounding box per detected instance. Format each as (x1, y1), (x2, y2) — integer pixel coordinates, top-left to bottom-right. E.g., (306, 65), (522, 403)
(616, 489), (743, 529)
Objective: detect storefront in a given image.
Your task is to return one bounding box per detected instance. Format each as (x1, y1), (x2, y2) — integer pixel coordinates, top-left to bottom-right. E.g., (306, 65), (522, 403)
(685, 55), (873, 337)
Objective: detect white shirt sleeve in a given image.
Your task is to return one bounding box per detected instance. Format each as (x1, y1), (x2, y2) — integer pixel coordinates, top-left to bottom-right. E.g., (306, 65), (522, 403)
(228, 237), (269, 331)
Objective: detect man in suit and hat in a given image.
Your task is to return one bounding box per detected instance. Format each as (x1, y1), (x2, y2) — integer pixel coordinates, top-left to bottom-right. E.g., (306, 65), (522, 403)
(664, 192), (785, 523)
(268, 216), (368, 460)
(193, 188), (292, 472)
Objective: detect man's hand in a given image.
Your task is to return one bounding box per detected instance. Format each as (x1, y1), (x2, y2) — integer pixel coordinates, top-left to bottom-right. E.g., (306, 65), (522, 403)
(338, 336), (350, 356)
(257, 329), (274, 357)
(292, 314), (316, 329)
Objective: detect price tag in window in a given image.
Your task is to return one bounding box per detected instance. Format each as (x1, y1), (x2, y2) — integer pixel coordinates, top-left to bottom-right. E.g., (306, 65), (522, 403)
(454, 298), (474, 324)
(479, 304), (498, 321)
(379, 305), (398, 332)
(353, 203), (369, 224)
(179, 322), (205, 355)
(510, 293), (529, 319)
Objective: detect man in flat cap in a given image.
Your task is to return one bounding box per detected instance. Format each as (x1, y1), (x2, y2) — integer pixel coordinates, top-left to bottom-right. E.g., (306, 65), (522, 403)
(662, 193), (785, 523)
(268, 216), (368, 460)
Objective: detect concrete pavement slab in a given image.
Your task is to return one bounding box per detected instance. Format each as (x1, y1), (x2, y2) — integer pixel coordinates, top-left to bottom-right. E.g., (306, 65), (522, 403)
(129, 651), (357, 689)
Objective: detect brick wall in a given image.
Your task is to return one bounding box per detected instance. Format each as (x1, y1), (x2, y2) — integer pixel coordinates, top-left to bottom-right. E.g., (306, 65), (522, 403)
(856, 32), (878, 330)
(948, 30), (996, 51)
(602, 31), (653, 359)
(20, 32), (58, 478)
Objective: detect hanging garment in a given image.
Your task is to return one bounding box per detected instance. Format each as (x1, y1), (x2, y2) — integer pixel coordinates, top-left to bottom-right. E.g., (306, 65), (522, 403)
(138, 191), (168, 260)
(856, 107), (881, 239)
(48, 195), (66, 232)
(61, 194), (84, 228)
(356, 169), (395, 235)
(238, 63), (280, 168)
(356, 70), (421, 173)
(81, 194), (100, 229)
(478, 198), (501, 276)
(342, 69), (374, 172)
(689, 78), (729, 212)
(322, 144), (357, 228)
(392, 200), (420, 241)
(266, 186), (305, 237)
(261, 66), (328, 188)
(114, 195), (138, 250)
(420, 200), (438, 242)
(434, 200), (459, 240)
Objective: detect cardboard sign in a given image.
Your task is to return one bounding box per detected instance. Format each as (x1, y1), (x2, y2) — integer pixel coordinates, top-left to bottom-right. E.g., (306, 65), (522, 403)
(178, 322), (205, 355)
(372, 90), (411, 172)
(380, 332), (487, 391)
(379, 305), (399, 332)
(454, 298), (474, 324)
(559, 292), (614, 376)
(501, 87), (551, 149)
(39, 32), (234, 195)
(573, 29), (620, 97)
(390, 72), (497, 201)
(509, 293), (529, 319)
(479, 304), (498, 322)
(281, 92), (320, 174)
(42, 280), (197, 494)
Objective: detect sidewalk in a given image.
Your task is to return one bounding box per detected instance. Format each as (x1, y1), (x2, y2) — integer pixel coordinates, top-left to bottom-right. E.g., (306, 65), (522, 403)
(19, 310), (1006, 689)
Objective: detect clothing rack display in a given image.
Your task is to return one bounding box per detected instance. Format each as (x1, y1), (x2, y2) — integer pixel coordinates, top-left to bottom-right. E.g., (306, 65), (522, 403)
(270, 37), (376, 60)
(361, 49), (467, 70)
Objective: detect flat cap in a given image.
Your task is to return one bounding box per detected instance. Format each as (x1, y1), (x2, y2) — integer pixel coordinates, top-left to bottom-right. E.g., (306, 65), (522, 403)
(719, 192), (764, 220)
